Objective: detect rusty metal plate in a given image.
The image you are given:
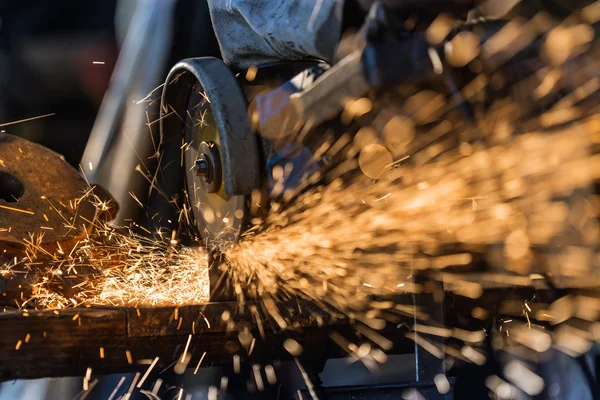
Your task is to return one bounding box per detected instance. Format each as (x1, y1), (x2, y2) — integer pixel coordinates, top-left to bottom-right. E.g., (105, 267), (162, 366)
(0, 133), (98, 254)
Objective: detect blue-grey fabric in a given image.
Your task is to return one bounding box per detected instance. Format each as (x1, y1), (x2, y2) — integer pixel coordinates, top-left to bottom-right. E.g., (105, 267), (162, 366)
(207, 0), (345, 68)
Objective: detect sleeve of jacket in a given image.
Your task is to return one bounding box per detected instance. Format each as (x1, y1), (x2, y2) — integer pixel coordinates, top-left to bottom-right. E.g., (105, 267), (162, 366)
(207, 0), (345, 68)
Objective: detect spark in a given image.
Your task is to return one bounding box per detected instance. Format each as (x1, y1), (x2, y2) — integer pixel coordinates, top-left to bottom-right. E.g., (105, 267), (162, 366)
(385, 155), (411, 169)
(137, 357), (159, 388)
(0, 113), (55, 127)
(246, 66), (258, 82)
(249, 338), (256, 355)
(83, 368), (92, 391)
(373, 193), (391, 202)
(265, 365), (277, 385)
(428, 48), (444, 74)
(233, 355), (241, 374)
(283, 339), (303, 356)
(80, 378), (98, 400)
(152, 379), (163, 395)
(180, 334), (192, 363)
(122, 372), (140, 400)
(461, 346), (486, 366)
(295, 358), (319, 400)
(221, 376), (229, 391)
(0, 205), (34, 215)
(434, 374), (451, 394)
(406, 332), (444, 359)
(136, 83), (165, 104)
(194, 351), (207, 374)
(200, 311), (211, 328)
(504, 360), (544, 396)
(107, 376), (126, 400)
(253, 364), (265, 391)
(208, 386), (217, 400)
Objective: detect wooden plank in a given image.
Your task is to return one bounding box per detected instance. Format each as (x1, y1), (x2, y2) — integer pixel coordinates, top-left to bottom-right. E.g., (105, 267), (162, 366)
(0, 300), (418, 381)
(0, 308), (127, 380)
(4, 285), (593, 381)
(0, 301), (343, 381)
(128, 301), (339, 337)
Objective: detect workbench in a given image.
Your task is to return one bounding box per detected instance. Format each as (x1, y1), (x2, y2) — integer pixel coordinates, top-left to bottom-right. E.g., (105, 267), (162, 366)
(3, 281), (594, 381)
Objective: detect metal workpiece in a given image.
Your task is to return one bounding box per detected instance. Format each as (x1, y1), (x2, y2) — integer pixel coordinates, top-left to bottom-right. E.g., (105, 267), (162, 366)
(0, 133), (116, 256)
(80, 0), (176, 225)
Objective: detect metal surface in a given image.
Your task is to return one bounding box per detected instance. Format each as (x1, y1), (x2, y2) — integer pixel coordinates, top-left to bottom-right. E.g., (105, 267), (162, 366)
(195, 159), (209, 178)
(194, 141), (221, 194)
(0, 133), (98, 254)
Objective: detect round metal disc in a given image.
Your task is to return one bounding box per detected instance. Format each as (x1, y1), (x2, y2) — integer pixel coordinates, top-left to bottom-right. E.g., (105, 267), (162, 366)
(185, 82), (246, 249)
(0, 133), (99, 254)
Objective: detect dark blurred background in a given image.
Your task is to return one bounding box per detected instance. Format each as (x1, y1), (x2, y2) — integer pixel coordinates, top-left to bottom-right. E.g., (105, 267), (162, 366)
(0, 0), (219, 166)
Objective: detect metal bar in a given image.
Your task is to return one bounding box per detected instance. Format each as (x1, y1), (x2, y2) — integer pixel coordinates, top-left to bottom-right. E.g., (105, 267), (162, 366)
(80, 0), (175, 223)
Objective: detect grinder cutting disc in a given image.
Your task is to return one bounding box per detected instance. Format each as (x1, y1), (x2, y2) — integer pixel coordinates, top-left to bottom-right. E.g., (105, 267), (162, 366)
(0, 133), (102, 256)
(184, 82), (247, 249)
(160, 58), (261, 251)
